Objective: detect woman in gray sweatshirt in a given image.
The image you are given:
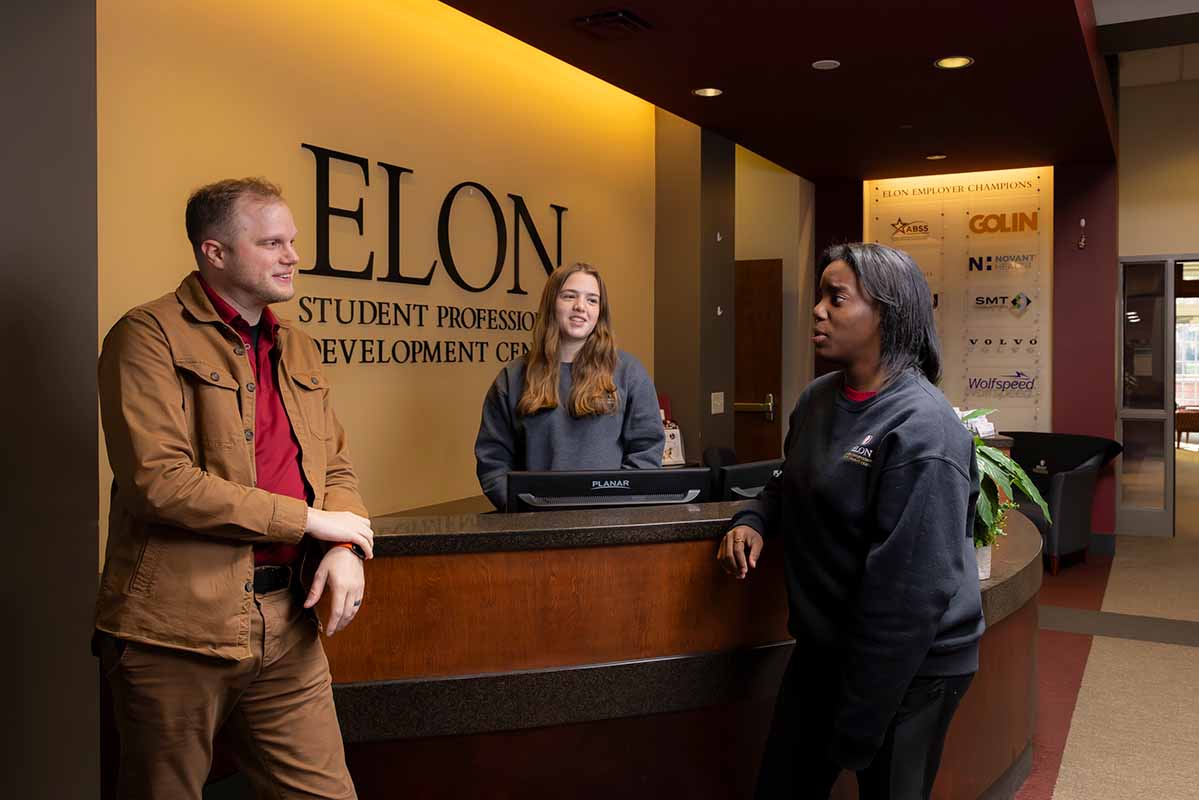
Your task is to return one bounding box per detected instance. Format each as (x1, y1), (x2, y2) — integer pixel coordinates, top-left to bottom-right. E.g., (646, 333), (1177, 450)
(719, 243), (983, 800)
(474, 263), (665, 510)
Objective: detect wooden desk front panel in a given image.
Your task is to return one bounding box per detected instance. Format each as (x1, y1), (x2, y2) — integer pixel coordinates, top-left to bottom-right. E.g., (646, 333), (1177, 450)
(322, 539), (792, 683)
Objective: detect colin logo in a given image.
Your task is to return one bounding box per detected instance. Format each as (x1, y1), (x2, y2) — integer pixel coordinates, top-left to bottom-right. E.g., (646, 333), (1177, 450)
(969, 212), (1038, 235)
(844, 435), (876, 467)
(591, 479), (630, 491)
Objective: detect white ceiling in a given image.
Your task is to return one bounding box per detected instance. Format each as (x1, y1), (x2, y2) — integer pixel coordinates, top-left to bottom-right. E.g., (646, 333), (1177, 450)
(1120, 43), (1199, 85)
(1095, 0), (1199, 26)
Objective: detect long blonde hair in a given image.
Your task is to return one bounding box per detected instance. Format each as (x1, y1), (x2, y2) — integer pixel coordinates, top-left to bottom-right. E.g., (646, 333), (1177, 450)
(517, 263), (618, 417)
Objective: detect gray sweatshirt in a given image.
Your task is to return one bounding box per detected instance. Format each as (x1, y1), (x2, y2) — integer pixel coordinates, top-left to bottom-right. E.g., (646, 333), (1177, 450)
(474, 351), (665, 509)
(731, 370), (983, 769)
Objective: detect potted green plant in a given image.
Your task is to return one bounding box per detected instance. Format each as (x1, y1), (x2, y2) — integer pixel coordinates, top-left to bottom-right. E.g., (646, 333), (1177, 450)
(960, 409), (1051, 580)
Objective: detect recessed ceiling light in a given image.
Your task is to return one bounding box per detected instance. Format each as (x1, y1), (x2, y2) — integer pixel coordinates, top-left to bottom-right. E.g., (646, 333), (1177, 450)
(692, 87), (722, 97)
(811, 59), (841, 71)
(935, 56), (975, 70)
(926, 153), (948, 160)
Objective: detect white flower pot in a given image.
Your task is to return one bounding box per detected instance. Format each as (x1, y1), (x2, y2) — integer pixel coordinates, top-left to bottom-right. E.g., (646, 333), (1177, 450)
(977, 544), (992, 580)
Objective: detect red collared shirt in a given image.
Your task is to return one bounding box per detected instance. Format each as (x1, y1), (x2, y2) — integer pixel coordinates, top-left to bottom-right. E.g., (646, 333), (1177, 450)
(198, 274), (307, 565)
(843, 384), (879, 403)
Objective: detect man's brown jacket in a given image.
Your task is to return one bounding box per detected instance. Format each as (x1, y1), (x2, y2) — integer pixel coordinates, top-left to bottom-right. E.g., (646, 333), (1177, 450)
(96, 272), (367, 660)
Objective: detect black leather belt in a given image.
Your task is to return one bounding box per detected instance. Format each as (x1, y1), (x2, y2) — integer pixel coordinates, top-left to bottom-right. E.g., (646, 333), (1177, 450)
(253, 564), (293, 594)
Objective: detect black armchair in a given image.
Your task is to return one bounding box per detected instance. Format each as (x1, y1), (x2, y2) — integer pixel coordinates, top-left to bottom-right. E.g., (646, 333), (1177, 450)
(999, 432), (1123, 575)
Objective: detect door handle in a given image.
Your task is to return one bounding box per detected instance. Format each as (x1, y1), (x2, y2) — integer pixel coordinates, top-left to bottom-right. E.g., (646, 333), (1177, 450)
(734, 393), (775, 422)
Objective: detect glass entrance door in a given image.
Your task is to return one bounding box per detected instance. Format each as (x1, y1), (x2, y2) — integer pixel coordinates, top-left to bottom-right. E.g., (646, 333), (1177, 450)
(1116, 260), (1173, 537)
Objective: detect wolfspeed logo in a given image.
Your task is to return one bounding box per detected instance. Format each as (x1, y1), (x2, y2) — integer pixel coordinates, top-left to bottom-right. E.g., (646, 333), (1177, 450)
(591, 479), (630, 491)
(966, 370), (1038, 395)
(890, 218), (931, 240)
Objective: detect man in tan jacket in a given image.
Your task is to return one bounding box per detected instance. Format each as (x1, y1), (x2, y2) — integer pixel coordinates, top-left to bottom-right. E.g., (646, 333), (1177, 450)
(96, 177), (373, 799)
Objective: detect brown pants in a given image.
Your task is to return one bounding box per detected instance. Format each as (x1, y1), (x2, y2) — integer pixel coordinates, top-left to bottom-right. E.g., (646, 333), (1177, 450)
(100, 587), (357, 800)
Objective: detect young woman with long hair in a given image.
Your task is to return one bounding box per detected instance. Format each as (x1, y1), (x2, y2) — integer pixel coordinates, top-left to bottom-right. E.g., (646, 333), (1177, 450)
(475, 263), (664, 510)
(718, 243), (983, 800)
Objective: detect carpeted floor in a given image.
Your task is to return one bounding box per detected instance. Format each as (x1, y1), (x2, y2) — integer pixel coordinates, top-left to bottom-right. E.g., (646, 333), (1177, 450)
(1101, 537), (1199, 623)
(1053, 637), (1199, 799)
(1018, 446), (1199, 800)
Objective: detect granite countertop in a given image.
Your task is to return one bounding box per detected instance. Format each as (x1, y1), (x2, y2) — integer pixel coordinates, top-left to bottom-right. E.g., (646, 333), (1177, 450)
(371, 500), (748, 556)
(978, 510), (1043, 624)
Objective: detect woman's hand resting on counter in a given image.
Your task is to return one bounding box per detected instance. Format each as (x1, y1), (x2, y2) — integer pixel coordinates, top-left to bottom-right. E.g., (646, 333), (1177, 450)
(717, 525), (764, 579)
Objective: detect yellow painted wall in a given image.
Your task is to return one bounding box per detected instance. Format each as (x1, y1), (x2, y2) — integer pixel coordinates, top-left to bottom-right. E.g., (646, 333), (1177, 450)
(98, 0), (656, 548)
(733, 146), (814, 446)
(1119, 80), (1199, 256)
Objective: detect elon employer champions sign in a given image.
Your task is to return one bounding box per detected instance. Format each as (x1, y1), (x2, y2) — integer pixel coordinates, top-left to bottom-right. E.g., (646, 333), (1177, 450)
(866, 167), (1053, 431)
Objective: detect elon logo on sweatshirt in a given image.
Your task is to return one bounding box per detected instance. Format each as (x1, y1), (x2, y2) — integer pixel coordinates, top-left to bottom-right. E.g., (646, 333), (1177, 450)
(843, 434), (875, 467)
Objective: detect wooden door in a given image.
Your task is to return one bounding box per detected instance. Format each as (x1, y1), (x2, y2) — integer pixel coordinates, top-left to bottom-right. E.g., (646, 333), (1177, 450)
(734, 259), (783, 461)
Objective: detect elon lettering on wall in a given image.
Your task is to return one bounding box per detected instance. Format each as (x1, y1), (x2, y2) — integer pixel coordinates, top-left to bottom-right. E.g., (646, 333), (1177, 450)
(867, 167), (1053, 431)
(296, 143), (568, 366)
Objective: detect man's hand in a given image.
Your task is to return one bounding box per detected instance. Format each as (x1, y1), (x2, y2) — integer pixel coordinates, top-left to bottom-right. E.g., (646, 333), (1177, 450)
(305, 508), (373, 559)
(717, 525), (764, 579)
(304, 546), (366, 636)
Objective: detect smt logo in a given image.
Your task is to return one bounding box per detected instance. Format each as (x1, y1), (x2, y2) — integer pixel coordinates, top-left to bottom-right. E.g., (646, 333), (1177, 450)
(972, 293), (1034, 318)
(890, 218), (931, 240)
(591, 479), (630, 491)
(966, 370), (1038, 396)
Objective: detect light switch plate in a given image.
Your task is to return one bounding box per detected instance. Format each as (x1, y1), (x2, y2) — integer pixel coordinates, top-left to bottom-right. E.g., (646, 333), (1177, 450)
(711, 391), (725, 414)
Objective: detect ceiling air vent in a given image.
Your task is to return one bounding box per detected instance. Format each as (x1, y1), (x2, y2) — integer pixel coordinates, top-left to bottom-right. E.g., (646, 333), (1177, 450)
(573, 9), (653, 41)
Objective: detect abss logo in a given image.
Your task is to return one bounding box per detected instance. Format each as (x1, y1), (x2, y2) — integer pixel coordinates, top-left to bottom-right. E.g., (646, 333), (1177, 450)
(890, 218), (930, 240)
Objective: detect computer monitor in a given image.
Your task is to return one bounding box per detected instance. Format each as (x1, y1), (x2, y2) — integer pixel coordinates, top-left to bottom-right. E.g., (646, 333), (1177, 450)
(715, 459), (784, 500)
(505, 468), (711, 512)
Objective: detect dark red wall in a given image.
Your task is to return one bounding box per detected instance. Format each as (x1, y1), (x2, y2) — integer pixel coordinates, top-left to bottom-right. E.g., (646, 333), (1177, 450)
(813, 180), (865, 378)
(1053, 162), (1118, 534)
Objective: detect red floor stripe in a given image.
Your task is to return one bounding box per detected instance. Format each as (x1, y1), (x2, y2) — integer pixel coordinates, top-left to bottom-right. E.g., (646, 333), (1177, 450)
(1014, 550), (1115, 800)
(1016, 629), (1093, 800)
(1037, 555), (1113, 611)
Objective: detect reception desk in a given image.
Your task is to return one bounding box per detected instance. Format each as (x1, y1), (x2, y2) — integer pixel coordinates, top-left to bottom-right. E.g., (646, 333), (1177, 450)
(324, 502), (1042, 799)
